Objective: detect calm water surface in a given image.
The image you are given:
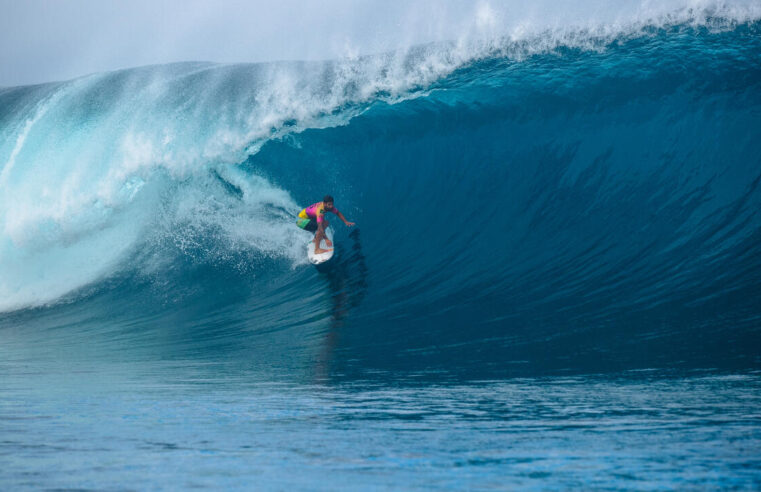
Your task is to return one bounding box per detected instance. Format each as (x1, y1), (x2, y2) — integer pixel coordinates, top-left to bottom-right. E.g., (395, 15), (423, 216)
(2, 360), (760, 490)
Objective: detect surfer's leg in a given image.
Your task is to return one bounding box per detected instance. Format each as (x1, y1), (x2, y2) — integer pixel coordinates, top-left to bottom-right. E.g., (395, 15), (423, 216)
(313, 228), (324, 251)
(323, 220), (332, 247)
(314, 222), (332, 254)
(314, 222), (325, 244)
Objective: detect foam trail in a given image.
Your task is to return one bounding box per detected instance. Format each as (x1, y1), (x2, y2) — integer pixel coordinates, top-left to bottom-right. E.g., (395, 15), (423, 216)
(1, 97), (54, 187)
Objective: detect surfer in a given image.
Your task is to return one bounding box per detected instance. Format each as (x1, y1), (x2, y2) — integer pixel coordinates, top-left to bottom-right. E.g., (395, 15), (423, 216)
(297, 195), (355, 254)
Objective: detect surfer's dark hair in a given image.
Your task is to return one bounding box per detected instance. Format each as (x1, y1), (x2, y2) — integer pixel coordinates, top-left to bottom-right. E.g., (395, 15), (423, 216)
(323, 195), (334, 204)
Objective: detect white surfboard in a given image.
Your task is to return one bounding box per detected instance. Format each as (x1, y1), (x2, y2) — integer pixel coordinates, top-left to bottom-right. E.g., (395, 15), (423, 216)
(307, 227), (334, 264)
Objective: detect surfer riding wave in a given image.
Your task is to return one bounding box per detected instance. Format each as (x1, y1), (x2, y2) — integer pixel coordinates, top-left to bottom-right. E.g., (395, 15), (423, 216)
(297, 195), (355, 254)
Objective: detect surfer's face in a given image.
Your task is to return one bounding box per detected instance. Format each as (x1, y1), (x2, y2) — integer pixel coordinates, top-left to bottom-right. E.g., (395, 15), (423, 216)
(324, 201), (334, 210)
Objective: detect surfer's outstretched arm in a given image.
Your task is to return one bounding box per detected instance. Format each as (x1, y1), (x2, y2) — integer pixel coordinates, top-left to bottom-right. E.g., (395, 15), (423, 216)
(336, 211), (355, 227)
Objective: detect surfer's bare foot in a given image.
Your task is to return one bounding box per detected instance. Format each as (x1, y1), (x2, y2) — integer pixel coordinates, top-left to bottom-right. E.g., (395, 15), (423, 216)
(315, 247), (333, 254)
(325, 238), (333, 247)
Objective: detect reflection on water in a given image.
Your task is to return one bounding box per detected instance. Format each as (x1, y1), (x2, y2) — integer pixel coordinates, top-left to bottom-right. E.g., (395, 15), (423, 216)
(315, 228), (369, 382)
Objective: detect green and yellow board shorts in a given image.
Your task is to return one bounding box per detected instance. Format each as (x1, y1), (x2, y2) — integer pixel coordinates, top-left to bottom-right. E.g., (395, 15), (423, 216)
(297, 217), (318, 232)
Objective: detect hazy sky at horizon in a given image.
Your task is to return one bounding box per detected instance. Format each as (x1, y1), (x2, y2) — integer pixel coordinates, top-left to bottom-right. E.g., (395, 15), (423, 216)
(3, 0), (759, 87)
(0, 0), (481, 87)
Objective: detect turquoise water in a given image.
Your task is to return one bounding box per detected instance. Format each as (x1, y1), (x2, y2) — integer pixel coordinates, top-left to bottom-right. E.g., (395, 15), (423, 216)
(2, 12), (761, 490)
(3, 363), (760, 489)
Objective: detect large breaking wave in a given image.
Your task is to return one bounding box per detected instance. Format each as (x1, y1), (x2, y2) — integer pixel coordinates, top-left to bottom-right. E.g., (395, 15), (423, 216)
(1, 1), (760, 376)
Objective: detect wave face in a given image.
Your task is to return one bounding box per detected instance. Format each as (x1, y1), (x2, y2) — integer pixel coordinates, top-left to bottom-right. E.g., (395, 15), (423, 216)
(2, 14), (761, 378)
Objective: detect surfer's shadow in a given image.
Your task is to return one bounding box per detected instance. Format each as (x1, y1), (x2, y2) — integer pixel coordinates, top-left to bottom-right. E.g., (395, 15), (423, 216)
(313, 228), (368, 383)
(317, 228), (369, 323)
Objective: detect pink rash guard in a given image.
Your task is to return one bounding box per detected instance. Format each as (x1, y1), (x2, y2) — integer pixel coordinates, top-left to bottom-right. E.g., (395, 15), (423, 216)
(299, 202), (339, 224)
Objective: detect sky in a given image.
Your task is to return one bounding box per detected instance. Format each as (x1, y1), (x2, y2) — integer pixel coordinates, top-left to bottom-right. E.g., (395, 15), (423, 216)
(2, 0), (759, 87)
(0, 0), (483, 87)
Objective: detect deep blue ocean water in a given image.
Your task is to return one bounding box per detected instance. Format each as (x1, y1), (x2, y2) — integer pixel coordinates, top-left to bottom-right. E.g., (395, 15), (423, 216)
(2, 14), (761, 490)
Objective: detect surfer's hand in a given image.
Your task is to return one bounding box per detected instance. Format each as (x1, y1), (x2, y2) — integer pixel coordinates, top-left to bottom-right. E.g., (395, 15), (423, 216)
(346, 221), (356, 227)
